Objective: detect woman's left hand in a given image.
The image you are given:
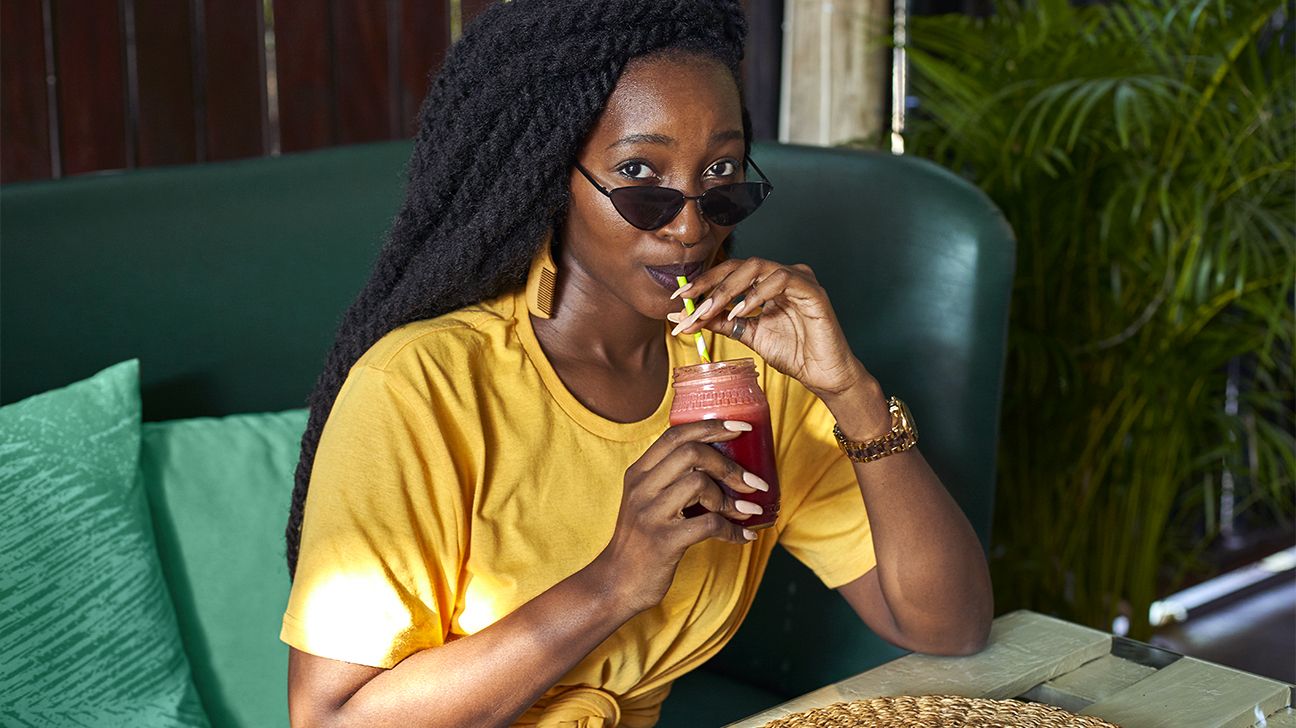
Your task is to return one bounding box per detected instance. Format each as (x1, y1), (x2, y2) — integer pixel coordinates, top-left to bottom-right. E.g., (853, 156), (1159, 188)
(668, 257), (867, 400)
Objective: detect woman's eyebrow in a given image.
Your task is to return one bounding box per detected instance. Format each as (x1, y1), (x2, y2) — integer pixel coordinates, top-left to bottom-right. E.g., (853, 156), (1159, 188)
(606, 129), (744, 150)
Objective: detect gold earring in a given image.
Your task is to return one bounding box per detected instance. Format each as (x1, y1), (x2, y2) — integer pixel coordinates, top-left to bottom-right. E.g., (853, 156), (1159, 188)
(525, 230), (557, 319)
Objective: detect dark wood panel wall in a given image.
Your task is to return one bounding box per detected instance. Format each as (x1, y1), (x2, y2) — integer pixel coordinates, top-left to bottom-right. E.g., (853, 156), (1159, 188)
(1, 0), (782, 184)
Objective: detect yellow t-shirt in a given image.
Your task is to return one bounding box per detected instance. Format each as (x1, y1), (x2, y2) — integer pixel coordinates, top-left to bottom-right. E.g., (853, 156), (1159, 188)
(280, 285), (877, 726)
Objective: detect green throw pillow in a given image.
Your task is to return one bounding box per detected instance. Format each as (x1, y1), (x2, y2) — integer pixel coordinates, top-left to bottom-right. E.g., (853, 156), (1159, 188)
(139, 409), (307, 728)
(0, 360), (209, 727)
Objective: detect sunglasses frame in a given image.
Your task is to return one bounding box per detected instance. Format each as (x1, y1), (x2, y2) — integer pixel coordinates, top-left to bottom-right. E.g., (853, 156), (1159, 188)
(574, 156), (774, 231)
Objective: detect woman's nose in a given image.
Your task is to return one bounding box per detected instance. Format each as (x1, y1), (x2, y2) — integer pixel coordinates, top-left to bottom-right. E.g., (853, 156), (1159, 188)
(657, 196), (709, 248)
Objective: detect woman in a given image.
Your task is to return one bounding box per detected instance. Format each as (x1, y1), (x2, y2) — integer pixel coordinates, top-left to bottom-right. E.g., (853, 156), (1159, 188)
(281, 1), (993, 725)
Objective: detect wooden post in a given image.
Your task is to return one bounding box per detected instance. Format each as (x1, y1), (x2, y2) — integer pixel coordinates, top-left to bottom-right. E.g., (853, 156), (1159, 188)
(780, 0), (890, 147)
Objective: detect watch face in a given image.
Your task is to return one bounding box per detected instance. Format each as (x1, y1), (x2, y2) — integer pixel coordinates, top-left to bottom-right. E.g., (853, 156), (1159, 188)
(897, 400), (917, 440)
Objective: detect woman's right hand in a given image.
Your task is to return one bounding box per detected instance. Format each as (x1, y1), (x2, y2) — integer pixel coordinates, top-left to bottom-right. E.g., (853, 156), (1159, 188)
(596, 419), (768, 614)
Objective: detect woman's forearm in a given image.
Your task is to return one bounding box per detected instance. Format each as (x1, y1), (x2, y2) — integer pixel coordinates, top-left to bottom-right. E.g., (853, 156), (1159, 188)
(822, 374), (994, 652)
(329, 553), (637, 728)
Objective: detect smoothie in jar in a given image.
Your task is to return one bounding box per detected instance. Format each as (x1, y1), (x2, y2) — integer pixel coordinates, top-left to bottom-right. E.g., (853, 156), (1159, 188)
(669, 358), (780, 529)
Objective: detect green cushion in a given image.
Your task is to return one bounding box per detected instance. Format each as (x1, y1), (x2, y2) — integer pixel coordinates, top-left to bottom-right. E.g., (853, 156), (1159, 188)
(657, 667), (786, 727)
(139, 409), (307, 728)
(0, 360), (209, 727)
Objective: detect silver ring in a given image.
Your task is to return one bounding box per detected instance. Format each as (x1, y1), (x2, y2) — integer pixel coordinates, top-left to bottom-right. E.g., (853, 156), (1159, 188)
(731, 317), (747, 340)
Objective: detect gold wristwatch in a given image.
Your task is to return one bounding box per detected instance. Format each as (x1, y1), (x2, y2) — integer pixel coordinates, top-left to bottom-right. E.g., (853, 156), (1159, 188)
(833, 397), (918, 462)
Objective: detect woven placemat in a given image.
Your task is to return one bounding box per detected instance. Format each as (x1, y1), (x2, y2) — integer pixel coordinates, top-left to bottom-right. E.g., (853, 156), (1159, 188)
(759, 695), (1121, 727)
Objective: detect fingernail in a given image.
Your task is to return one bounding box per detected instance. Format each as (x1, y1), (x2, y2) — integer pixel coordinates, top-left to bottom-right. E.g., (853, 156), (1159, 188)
(735, 500), (764, 515)
(673, 299), (713, 335)
(743, 471), (770, 492)
(671, 283), (692, 300)
(727, 301), (746, 321)
(666, 312), (683, 323)
(668, 300), (710, 334)
(723, 420), (753, 431)
(743, 528), (758, 541)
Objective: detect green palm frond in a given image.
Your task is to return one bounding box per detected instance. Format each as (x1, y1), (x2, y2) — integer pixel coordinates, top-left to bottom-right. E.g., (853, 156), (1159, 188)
(901, 0), (1295, 638)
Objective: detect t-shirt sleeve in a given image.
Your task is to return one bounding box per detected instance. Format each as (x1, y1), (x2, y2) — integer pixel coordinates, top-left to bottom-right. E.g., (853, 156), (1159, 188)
(771, 374), (878, 589)
(280, 363), (468, 669)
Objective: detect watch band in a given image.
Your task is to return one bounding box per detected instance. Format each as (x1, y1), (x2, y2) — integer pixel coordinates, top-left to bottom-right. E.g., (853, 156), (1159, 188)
(833, 396), (918, 463)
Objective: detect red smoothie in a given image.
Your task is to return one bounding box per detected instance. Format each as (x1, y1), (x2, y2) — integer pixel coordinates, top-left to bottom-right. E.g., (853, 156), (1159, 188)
(669, 358), (781, 530)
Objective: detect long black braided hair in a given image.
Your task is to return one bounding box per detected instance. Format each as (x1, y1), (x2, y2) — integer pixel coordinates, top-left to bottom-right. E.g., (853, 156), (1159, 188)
(285, 0), (753, 578)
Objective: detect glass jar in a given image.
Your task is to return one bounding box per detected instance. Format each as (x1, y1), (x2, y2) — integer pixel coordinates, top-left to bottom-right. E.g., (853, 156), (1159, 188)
(669, 358), (780, 530)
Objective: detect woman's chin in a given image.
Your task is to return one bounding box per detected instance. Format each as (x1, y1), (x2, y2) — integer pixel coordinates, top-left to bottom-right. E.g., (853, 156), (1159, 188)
(651, 296), (685, 322)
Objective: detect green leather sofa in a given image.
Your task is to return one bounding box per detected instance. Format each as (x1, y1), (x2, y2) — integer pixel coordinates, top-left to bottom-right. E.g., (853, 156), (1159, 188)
(0, 140), (1014, 727)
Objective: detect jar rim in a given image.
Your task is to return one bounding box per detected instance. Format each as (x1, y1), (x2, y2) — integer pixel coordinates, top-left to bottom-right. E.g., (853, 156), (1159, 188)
(672, 357), (757, 385)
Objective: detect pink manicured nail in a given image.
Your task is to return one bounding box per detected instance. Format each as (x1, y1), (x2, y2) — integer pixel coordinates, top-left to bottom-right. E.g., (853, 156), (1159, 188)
(693, 299), (714, 318)
(671, 283), (693, 300)
(723, 420), (753, 432)
(666, 312), (683, 323)
(672, 299), (713, 336)
(727, 301), (746, 321)
(742, 472), (770, 492)
(743, 528), (758, 541)
(735, 500), (764, 515)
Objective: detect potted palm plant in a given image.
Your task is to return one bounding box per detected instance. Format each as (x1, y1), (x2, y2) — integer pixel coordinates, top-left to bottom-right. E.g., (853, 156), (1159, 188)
(896, 0), (1294, 639)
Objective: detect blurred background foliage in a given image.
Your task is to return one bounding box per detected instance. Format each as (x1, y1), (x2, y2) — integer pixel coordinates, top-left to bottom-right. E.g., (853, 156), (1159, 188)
(894, 0), (1295, 638)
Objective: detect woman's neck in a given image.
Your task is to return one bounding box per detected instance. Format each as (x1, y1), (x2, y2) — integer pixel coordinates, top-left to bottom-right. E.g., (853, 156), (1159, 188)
(531, 260), (665, 372)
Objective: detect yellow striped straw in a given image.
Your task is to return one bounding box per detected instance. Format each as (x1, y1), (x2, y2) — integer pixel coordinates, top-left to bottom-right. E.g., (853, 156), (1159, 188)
(676, 275), (711, 363)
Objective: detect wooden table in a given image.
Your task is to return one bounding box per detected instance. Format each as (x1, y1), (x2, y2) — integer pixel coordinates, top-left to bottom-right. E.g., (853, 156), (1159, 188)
(725, 610), (1294, 728)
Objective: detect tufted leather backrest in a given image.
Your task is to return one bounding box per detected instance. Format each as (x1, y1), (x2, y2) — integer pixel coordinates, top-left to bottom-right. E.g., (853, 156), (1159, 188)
(1, 139), (1014, 703)
(707, 142), (1014, 695)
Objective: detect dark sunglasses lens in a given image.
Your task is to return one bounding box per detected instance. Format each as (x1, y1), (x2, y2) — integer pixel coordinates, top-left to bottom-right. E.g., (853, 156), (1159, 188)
(609, 187), (686, 230)
(700, 182), (772, 226)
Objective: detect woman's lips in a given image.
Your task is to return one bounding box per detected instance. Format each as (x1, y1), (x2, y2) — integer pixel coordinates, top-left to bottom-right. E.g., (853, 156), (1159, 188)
(645, 261), (705, 291)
